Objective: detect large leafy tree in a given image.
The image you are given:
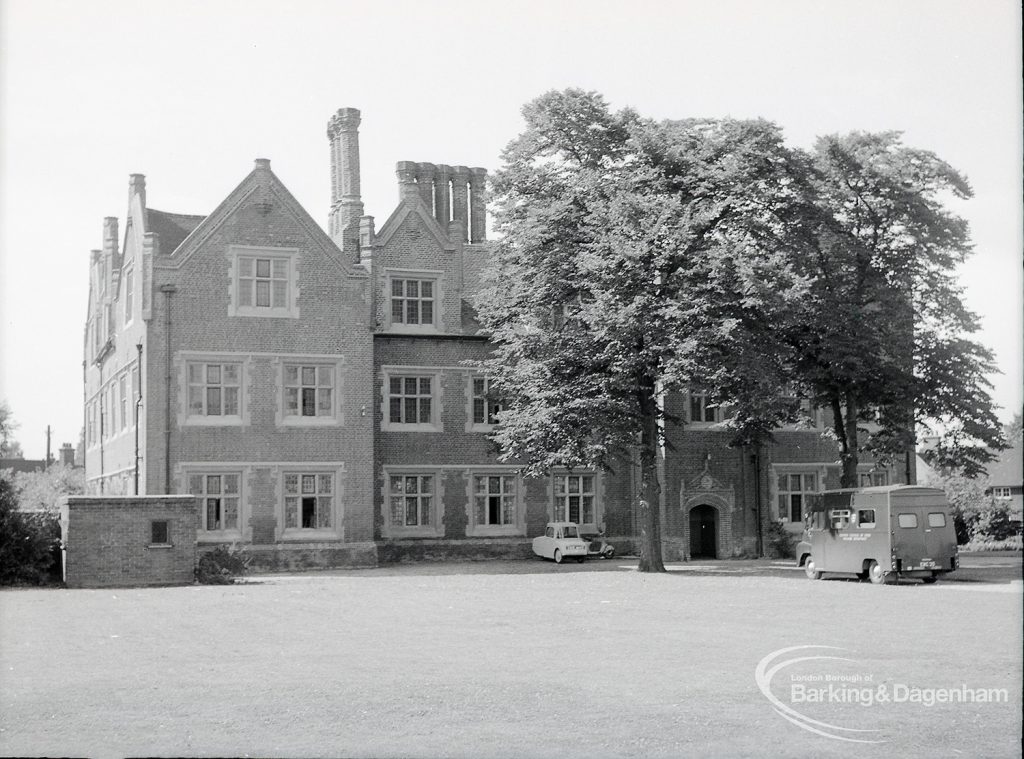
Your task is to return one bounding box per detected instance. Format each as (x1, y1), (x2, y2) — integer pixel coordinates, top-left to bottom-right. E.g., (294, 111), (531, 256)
(789, 132), (1004, 485)
(0, 401), (24, 459)
(478, 91), (811, 571)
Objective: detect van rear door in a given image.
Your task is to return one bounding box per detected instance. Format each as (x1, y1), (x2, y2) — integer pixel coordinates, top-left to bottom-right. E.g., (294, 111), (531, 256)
(892, 508), (928, 571)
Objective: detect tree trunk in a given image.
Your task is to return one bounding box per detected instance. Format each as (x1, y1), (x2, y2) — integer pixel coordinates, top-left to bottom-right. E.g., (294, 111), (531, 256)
(637, 374), (666, 573)
(840, 394), (860, 488)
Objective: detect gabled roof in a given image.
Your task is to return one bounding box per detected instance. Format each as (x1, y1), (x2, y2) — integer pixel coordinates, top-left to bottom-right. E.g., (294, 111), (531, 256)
(375, 196), (457, 252)
(146, 209), (205, 255)
(159, 160), (364, 277)
(986, 441), (1022, 487)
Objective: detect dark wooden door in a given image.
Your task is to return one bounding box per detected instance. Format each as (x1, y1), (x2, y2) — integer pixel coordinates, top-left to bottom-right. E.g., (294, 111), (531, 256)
(689, 504), (717, 558)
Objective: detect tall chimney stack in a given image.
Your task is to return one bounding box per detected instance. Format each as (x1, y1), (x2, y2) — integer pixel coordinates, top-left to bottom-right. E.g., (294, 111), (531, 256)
(327, 107), (364, 259)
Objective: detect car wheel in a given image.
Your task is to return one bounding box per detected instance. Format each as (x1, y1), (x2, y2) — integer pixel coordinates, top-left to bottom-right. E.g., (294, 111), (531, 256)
(804, 556), (821, 580)
(604, 547), (615, 559)
(921, 575), (938, 584)
(553, 549), (563, 564)
(577, 557), (585, 564)
(867, 560), (888, 585)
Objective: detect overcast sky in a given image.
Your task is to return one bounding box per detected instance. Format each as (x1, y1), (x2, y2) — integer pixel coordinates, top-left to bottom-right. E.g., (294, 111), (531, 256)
(1, 0), (1021, 459)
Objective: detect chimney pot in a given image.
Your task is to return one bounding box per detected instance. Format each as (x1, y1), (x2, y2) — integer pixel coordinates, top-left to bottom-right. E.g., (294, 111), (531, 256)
(254, 158), (271, 170)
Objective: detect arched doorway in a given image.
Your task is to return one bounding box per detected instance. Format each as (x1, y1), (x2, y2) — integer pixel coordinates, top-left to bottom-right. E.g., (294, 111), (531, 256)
(689, 504), (717, 559)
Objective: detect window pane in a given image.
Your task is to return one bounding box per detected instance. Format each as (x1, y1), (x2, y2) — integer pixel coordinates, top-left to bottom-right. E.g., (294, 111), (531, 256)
(419, 378), (431, 395)
(302, 388), (316, 416)
(318, 389), (331, 415)
(405, 476), (418, 493)
(791, 494), (802, 523)
(390, 496), (404, 524)
(421, 281), (433, 298)
(390, 476), (404, 494)
(406, 300), (419, 324)
(318, 475), (332, 494)
(188, 363), (203, 383)
(188, 475), (204, 495)
(389, 398), (402, 423)
(272, 280), (287, 308)
(224, 499), (238, 529)
(927, 512), (946, 527)
(224, 388), (238, 416)
(803, 474), (817, 491)
(301, 475), (316, 494)
(406, 281), (419, 298)
(223, 475), (239, 494)
(207, 364), (221, 384)
(256, 280), (270, 307)
(239, 257), (253, 277)
(272, 259), (287, 278)
(419, 398), (431, 423)
(473, 378), (485, 395)
(391, 279), (404, 296)
(405, 398), (417, 422)
(898, 513), (918, 528)
(419, 476), (432, 494)
(317, 497), (332, 528)
(207, 499), (221, 530)
(302, 367), (316, 386)
(285, 498), (297, 528)
(238, 280), (253, 307)
(284, 474), (299, 494)
(389, 377), (401, 395)
(286, 366), (299, 385)
(207, 475), (221, 494)
(473, 398), (485, 424)
(317, 367), (332, 386)
(286, 387), (299, 413)
(206, 387), (222, 415)
(405, 377), (418, 395)
(421, 301), (433, 324)
(188, 386), (204, 415)
(256, 259), (271, 278)
(392, 299), (404, 323)
(223, 364), (239, 384)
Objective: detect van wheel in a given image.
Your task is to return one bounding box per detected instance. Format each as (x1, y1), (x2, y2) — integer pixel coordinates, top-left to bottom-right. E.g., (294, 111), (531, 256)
(921, 575), (938, 584)
(553, 549), (563, 565)
(804, 557), (821, 580)
(867, 560), (887, 585)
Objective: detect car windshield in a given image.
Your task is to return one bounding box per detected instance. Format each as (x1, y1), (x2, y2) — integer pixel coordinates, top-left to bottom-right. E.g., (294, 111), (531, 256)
(563, 526), (578, 538)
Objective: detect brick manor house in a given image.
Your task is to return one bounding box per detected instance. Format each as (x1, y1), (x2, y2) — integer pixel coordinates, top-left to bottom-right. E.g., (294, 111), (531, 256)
(82, 107), (911, 567)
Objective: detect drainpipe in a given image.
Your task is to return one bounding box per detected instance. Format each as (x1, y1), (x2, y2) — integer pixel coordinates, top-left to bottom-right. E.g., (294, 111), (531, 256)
(134, 341), (143, 494)
(98, 363), (105, 492)
(81, 360), (87, 490)
(159, 285), (177, 494)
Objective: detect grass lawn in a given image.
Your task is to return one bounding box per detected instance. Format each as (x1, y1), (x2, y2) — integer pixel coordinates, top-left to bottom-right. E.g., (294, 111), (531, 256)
(1, 563), (1021, 758)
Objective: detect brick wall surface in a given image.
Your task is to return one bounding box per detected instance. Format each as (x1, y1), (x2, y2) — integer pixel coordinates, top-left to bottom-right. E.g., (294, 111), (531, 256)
(62, 496), (197, 588)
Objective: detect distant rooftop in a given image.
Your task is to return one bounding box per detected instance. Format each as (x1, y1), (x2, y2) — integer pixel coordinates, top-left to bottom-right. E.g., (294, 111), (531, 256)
(146, 209), (205, 255)
(986, 441), (1022, 487)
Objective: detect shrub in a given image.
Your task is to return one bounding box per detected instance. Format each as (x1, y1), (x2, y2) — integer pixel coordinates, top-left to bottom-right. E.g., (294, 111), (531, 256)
(0, 476), (62, 585)
(971, 499), (1021, 542)
(195, 544), (250, 584)
(962, 535), (1022, 552)
(765, 520), (796, 559)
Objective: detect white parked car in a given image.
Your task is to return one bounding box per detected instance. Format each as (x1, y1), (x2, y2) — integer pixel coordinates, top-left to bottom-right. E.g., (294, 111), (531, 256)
(532, 522), (589, 564)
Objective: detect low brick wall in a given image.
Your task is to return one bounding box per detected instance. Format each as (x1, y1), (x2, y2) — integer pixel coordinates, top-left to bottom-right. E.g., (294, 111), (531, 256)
(61, 496), (198, 588)
(237, 541), (379, 572)
(378, 538), (534, 563)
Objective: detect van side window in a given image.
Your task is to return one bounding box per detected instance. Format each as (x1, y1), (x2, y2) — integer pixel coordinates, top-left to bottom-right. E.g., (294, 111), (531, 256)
(927, 512), (946, 528)
(546, 526), (554, 538)
(897, 513), (918, 528)
(829, 509), (851, 529)
(857, 509), (876, 528)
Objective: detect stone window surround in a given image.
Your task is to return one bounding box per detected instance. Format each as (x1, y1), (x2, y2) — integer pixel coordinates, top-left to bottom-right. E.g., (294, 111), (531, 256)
(383, 267), (444, 334)
(549, 469), (604, 531)
(177, 352), (251, 427)
(277, 462), (346, 542)
(464, 466), (526, 537)
(465, 373), (502, 432)
(274, 356), (346, 428)
(381, 466), (447, 539)
(177, 462), (252, 543)
(380, 366), (445, 432)
(227, 245), (300, 319)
